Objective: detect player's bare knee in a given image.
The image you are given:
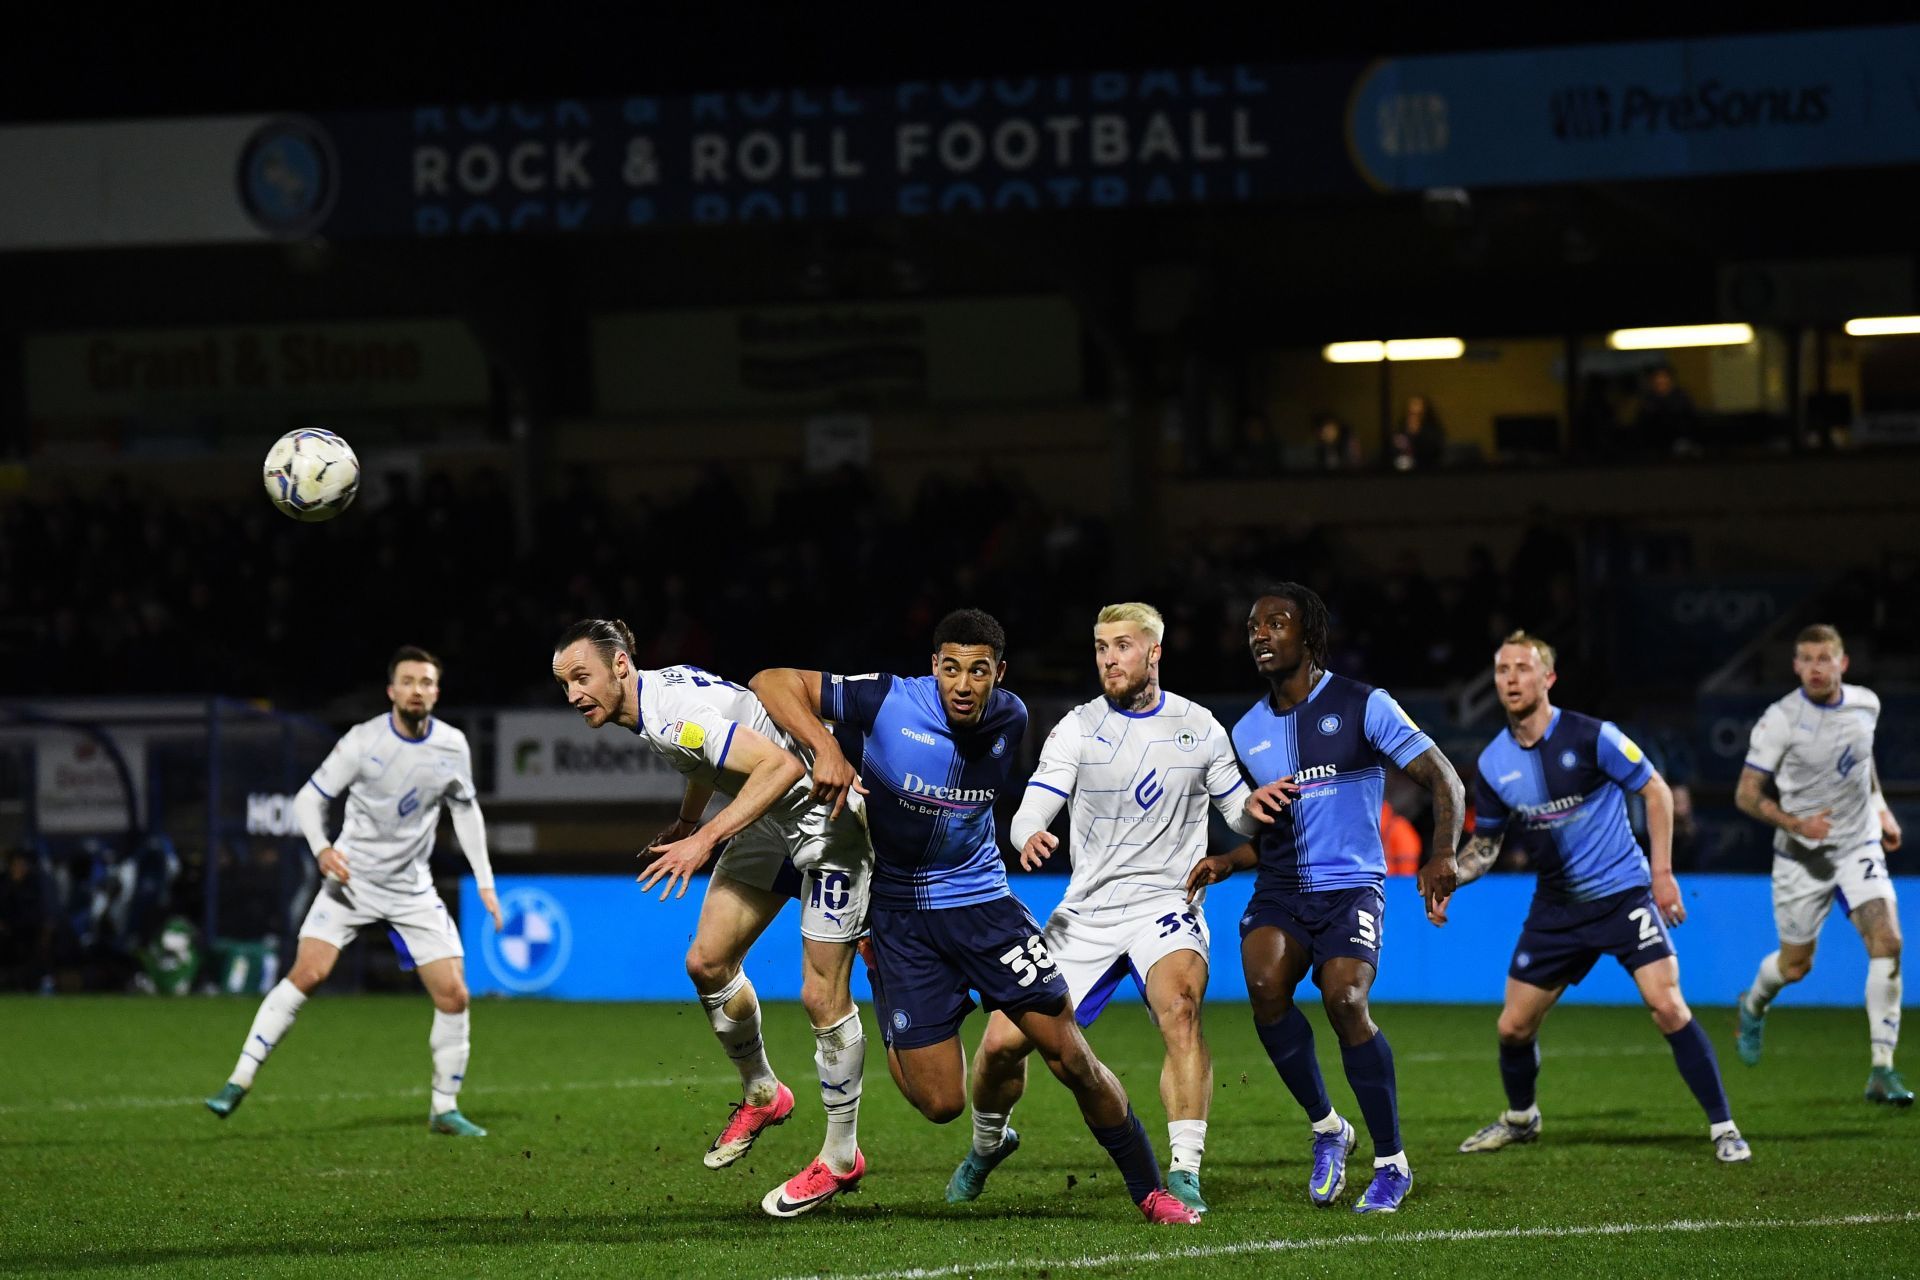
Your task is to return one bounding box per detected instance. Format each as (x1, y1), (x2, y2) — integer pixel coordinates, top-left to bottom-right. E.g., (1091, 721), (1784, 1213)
(1321, 986), (1372, 1040)
(914, 1090), (967, 1124)
(1496, 1016), (1537, 1047)
(434, 984), (469, 1014)
(684, 944), (735, 992)
(798, 974), (851, 1027)
(1156, 991), (1203, 1047)
(1648, 996), (1690, 1034)
(288, 966), (325, 995)
(1781, 954), (1815, 982)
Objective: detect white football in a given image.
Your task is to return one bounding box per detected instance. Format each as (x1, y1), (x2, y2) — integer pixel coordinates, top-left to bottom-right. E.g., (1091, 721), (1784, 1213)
(262, 429), (360, 522)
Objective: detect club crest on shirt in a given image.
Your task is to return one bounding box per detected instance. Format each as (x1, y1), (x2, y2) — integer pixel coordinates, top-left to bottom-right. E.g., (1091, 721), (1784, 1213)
(991, 734), (1007, 757)
(1176, 728), (1199, 751)
(1560, 749), (1578, 769)
(667, 720), (705, 750)
(1318, 714), (1342, 735)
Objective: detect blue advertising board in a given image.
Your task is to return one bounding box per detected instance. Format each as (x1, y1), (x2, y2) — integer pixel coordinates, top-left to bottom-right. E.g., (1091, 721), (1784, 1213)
(288, 62), (1360, 239)
(464, 872), (1916, 1008)
(1348, 24), (1920, 191)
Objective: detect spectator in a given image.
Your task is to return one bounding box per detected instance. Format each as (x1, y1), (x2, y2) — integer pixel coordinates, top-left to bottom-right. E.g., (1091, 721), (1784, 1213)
(1634, 366), (1700, 457)
(0, 847), (58, 991)
(1381, 802), (1422, 876)
(1311, 412), (1362, 470)
(1388, 394), (1447, 471)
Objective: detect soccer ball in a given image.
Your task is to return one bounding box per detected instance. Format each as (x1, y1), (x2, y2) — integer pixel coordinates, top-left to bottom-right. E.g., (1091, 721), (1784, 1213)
(262, 429), (360, 522)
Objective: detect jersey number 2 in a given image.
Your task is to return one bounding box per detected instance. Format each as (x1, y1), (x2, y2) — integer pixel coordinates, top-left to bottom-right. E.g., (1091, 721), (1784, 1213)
(1628, 907), (1660, 943)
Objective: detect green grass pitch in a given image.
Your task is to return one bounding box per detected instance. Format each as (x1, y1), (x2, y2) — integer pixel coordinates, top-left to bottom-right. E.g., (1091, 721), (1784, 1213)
(2, 995), (1915, 1278)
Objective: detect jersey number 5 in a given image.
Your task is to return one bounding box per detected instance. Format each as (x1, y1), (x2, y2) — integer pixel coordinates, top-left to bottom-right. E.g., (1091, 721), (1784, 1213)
(999, 935), (1058, 988)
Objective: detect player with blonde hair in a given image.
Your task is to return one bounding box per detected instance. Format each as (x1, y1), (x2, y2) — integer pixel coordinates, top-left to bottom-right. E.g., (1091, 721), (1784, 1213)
(942, 602), (1269, 1214)
(1735, 625), (1907, 1104)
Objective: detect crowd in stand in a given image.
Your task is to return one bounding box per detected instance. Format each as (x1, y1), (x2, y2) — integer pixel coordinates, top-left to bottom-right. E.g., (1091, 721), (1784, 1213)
(0, 464), (1578, 705)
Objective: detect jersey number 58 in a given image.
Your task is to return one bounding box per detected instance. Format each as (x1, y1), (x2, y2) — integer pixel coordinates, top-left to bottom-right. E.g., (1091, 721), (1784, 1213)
(999, 935), (1058, 987)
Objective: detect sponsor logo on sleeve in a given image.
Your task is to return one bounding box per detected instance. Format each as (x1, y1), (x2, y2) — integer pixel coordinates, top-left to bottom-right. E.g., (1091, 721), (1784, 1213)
(667, 720), (706, 750)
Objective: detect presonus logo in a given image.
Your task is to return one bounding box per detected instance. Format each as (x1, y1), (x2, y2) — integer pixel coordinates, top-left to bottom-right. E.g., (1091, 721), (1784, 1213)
(1135, 769), (1165, 810)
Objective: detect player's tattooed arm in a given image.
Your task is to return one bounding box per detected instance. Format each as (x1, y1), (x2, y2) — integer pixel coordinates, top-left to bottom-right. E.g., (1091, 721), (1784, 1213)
(1402, 746), (1465, 925)
(1736, 766), (1832, 841)
(1455, 833), (1502, 886)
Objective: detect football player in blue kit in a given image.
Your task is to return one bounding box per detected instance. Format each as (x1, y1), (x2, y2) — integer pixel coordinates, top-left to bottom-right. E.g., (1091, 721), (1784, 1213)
(1450, 632), (1751, 1163)
(751, 608), (1202, 1225)
(1187, 584), (1464, 1214)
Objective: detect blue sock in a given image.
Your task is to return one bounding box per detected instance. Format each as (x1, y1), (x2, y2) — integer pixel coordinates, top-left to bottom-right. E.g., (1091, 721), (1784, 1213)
(1664, 1019), (1732, 1125)
(1499, 1040), (1540, 1112)
(1089, 1107), (1162, 1204)
(1340, 1030), (1402, 1159)
(1255, 1006), (1333, 1124)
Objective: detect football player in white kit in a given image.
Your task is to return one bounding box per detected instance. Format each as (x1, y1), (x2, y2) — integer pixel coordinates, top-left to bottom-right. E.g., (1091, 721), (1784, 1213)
(551, 619), (876, 1218)
(1735, 624), (1908, 1104)
(946, 603), (1269, 1215)
(205, 646), (502, 1135)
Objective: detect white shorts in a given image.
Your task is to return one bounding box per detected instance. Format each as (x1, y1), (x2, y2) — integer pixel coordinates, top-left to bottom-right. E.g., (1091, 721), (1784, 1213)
(1772, 840), (1897, 945)
(1042, 894), (1210, 1025)
(712, 803), (872, 944)
(298, 880), (465, 967)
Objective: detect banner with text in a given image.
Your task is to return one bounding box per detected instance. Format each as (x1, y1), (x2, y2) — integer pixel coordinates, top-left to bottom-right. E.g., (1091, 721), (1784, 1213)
(593, 297), (1081, 414)
(465, 873), (1920, 1004)
(1349, 24), (1920, 191)
(25, 320), (490, 419)
(493, 710), (689, 803)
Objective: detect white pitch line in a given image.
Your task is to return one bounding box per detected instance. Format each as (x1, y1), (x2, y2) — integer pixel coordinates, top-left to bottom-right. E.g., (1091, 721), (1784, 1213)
(774, 1210), (1920, 1280)
(0, 1073), (733, 1116)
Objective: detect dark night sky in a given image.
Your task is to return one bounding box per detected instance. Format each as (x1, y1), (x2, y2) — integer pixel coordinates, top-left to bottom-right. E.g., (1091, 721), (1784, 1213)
(3, 8), (1908, 124)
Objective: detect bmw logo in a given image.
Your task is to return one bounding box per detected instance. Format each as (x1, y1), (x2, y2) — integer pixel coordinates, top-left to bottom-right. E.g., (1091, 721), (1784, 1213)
(1318, 714), (1342, 735)
(1560, 750), (1578, 769)
(891, 1009), (910, 1032)
(991, 735), (1007, 758)
(236, 116), (338, 237)
(482, 887), (573, 994)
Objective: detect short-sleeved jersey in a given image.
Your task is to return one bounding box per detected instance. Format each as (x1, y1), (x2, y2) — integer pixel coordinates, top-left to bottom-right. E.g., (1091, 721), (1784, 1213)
(630, 665), (844, 826)
(821, 672), (1027, 911)
(1475, 707), (1655, 903)
(1745, 683), (1883, 858)
(1027, 690), (1246, 910)
(1231, 672), (1434, 893)
(307, 713), (478, 896)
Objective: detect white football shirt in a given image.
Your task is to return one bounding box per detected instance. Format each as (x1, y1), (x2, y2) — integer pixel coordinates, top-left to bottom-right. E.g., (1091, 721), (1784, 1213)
(307, 714), (477, 896)
(1746, 683), (1883, 859)
(631, 666), (859, 824)
(1018, 690), (1251, 911)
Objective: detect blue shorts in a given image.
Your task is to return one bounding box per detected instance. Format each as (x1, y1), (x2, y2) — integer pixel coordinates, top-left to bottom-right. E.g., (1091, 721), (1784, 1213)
(1239, 882), (1385, 981)
(1510, 886), (1674, 989)
(867, 897), (1068, 1050)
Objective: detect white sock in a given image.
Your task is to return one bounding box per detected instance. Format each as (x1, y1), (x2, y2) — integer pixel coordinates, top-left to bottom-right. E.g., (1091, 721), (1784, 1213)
(1710, 1119), (1740, 1139)
(430, 1009), (471, 1115)
(1168, 1119), (1207, 1174)
(1504, 1105), (1540, 1124)
(1310, 1110), (1346, 1136)
(1744, 951), (1788, 1015)
(814, 1010), (865, 1171)
(1868, 956), (1902, 1069)
(1374, 1150), (1410, 1173)
(700, 972), (779, 1105)
(229, 979), (307, 1088)
(972, 1108), (1010, 1156)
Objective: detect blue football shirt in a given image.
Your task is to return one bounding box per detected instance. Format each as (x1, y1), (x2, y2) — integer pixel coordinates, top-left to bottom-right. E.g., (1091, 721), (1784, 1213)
(1230, 671), (1435, 893)
(821, 672), (1027, 911)
(1474, 707), (1656, 903)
